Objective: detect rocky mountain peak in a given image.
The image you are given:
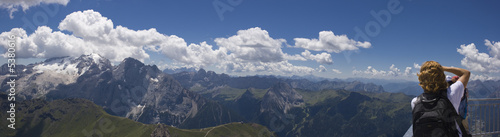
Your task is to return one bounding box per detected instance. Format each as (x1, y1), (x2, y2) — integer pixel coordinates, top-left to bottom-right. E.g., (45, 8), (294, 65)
(198, 68), (207, 75)
(76, 54), (111, 68)
(239, 89), (254, 99)
(115, 57), (161, 77)
(113, 57), (158, 84)
(261, 82), (304, 113)
(119, 57), (146, 69)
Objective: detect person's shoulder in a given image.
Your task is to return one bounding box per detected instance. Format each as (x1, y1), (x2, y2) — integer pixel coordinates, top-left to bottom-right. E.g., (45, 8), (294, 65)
(451, 81), (464, 88)
(411, 97), (418, 109)
(411, 97), (417, 103)
(449, 81), (465, 94)
(448, 81), (464, 104)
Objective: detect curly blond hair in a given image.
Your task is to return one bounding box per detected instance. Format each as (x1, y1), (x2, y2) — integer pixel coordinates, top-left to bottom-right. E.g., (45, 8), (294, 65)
(417, 61), (448, 93)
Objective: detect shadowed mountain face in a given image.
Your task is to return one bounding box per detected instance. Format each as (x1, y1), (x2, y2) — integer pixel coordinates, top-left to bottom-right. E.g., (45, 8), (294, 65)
(260, 82), (304, 114)
(0, 54), (243, 129)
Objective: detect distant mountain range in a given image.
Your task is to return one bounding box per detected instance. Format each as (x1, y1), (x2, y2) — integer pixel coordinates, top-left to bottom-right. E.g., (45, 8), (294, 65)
(380, 79), (500, 98)
(171, 68), (385, 93)
(290, 76), (500, 98)
(1, 54), (498, 136)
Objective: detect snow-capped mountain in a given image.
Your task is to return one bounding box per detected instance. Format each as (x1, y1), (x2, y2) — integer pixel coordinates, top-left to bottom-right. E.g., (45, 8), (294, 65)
(0, 54), (112, 100)
(33, 53), (111, 75)
(0, 54), (242, 128)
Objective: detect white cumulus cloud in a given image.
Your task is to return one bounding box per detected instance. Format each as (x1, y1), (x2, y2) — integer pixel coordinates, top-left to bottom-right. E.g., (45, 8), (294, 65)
(457, 40), (500, 73)
(318, 65), (327, 72)
(404, 67), (412, 76)
(388, 64), (401, 76)
(470, 74), (498, 81)
(301, 50), (333, 64)
(0, 0), (69, 19)
(58, 10), (114, 39)
(353, 66), (387, 76)
(215, 27), (287, 63)
(213, 27), (320, 74)
(414, 63), (421, 70)
(217, 59), (316, 75)
(0, 26), (86, 58)
(332, 69), (342, 74)
(353, 64), (415, 79)
(0, 10), (225, 66)
(293, 31), (371, 53)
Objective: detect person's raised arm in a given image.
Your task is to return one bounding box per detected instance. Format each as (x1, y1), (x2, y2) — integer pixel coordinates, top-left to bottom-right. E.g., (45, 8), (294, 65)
(442, 66), (471, 88)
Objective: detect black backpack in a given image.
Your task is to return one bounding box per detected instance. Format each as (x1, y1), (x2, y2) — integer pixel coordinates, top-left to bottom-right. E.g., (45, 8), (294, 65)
(412, 90), (471, 137)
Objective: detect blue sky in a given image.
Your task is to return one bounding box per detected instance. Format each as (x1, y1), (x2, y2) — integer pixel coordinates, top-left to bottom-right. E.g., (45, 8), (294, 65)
(1, 0), (499, 81)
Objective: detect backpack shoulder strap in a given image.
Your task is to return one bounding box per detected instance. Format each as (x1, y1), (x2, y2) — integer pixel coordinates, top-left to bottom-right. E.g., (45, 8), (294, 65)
(416, 94), (423, 103)
(439, 90), (472, 137)
(462, 88), (468, 100)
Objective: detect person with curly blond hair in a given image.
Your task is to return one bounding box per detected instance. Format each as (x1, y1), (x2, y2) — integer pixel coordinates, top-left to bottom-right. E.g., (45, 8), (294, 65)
(411, 61), (471, 137)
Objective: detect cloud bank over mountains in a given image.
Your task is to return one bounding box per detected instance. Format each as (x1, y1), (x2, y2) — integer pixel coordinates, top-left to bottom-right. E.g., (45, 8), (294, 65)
(352, 64), (416, 79)
(0, 10), (369, 75)
(1, 9), (498, 81)
(352, 39), (500, 81)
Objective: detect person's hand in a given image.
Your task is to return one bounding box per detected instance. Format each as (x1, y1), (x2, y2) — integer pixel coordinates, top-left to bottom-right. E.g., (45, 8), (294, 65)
(442, 66), (470, 88)
(451, 76), (459, 83)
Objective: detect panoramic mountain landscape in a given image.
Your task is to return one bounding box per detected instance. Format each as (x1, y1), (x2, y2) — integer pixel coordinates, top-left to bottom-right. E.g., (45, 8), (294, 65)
(1, 0), (499, 136)
(0, 53), (499, 136)
(0, 55), (433, 136)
